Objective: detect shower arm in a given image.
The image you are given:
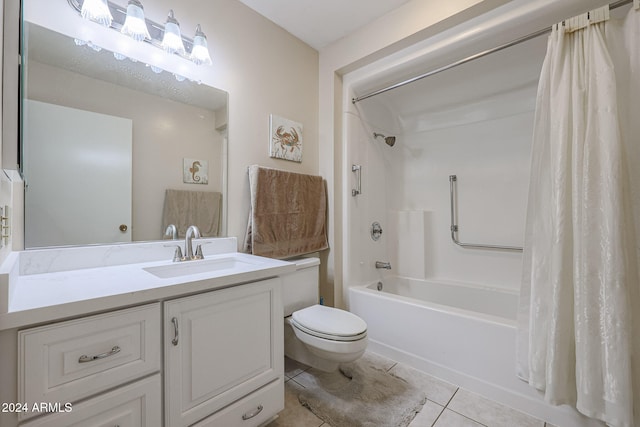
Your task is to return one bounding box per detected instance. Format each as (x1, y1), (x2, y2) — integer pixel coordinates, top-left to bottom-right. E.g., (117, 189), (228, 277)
(449, 175), (523, 252)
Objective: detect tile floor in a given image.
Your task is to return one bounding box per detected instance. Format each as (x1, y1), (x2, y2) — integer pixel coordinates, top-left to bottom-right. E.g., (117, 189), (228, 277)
(268, 352), (560, 427)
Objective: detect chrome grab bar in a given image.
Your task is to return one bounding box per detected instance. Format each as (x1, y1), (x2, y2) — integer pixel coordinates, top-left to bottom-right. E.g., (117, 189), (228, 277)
(449, 175), (523, 252)
(352, 165), (362, 197)
(78, 346), (121, 363)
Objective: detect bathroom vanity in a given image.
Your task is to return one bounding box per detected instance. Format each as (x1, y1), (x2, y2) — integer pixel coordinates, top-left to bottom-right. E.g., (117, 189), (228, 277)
(0, 237), (294, 427)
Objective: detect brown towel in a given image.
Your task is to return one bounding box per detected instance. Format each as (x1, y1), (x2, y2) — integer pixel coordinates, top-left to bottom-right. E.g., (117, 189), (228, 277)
(244, 165), (328, 258)
(162, 189), (222, 238)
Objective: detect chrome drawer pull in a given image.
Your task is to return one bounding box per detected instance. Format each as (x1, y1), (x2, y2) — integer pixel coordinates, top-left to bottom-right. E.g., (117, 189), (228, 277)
(242, 404), (263, 421)
(171, 317), (179, 346)
(78, 346), (121, 363)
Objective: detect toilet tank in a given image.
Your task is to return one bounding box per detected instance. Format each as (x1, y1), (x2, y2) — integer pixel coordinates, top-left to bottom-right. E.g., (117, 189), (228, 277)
(281, 257), (320, 316)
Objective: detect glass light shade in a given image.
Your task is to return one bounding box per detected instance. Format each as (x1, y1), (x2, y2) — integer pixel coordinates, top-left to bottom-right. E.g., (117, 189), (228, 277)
(190, 25), (212, 66)
(161, 10), (186, 55)
(121, 0), (150, 42)
(81, 0), (112, 27)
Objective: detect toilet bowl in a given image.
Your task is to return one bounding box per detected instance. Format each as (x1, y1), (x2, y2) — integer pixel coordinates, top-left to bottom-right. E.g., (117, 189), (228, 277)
(282, 258), (368, 372)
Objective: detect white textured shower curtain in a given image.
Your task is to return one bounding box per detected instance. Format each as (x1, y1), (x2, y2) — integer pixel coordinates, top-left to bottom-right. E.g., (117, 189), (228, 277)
(517, 7), (640, 427)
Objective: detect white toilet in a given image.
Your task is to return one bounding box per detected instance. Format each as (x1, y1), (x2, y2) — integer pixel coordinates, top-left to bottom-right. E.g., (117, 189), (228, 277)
(282, 257), (368, 372)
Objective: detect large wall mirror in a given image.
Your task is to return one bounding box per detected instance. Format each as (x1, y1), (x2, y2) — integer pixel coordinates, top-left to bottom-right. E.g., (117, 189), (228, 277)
(21, 0), (228, 248)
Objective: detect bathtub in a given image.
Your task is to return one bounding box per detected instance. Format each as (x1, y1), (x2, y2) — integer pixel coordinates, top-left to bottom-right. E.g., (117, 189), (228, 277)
(349, 277), (603, 427)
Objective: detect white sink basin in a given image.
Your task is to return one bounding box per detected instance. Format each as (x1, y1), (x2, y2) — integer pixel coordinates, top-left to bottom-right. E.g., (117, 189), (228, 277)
(143, 257), (254, 279)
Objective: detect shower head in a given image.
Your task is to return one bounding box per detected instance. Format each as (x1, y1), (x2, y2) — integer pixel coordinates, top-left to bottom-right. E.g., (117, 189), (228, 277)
(373, 132), (396, 147)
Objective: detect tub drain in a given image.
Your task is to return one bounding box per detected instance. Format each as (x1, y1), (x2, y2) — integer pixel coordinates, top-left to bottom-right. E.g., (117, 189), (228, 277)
(376, 281), (383, 291)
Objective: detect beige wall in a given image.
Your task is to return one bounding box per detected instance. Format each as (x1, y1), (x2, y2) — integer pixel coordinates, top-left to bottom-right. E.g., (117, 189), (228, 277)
(138, 0), (320, 243)
(0, 0), (319, 260)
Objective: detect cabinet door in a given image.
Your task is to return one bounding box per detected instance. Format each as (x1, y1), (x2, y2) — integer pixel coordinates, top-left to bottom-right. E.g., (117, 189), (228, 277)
(164, 278), (283, 427)
(21, 374), (161, 427)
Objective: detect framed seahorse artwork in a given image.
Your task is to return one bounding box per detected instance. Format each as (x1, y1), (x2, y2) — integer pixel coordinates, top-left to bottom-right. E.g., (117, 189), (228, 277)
(269, 114), (303, 162)
(183, 158), (209, 184)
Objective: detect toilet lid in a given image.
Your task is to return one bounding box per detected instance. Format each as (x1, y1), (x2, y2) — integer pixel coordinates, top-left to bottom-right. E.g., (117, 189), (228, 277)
(292, 305), (367, 340)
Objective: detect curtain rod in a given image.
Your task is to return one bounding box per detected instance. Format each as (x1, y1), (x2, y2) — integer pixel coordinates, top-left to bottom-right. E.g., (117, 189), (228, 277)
(352, 0), (632, 104)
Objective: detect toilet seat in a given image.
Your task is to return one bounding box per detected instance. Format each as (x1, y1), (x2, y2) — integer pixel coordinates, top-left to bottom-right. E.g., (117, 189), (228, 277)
(291, 305), (367, 342)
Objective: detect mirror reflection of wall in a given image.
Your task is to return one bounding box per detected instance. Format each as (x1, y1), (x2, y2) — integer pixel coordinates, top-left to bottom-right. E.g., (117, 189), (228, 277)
(24, 100), (134, 248)
(22, 19), (229, 248)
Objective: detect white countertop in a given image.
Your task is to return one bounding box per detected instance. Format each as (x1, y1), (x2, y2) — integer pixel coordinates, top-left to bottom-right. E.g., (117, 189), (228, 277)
(0, 238), (296, 330)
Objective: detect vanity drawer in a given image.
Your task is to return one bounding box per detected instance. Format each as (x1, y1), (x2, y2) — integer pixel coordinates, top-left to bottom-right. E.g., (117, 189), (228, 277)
(191, 379), (284, 427)
(21, 374), (162, 427)
(18, 303), (161, 420)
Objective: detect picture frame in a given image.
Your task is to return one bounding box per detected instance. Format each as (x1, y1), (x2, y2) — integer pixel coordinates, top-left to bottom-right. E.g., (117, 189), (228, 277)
(183, 158), (209, 184)
(269, 114), (303, 162)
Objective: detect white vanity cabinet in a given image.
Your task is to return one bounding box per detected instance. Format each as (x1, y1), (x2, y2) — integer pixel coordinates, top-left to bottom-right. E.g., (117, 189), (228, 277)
(0, 244), (292, 427)
(164, 277), (284, 427)
(17, 303), (162, 426)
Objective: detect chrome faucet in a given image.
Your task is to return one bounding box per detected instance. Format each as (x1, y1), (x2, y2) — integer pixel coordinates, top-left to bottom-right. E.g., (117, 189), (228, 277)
(164, 224), (178, 240)
(375, 261), (392, 269)
(185, 225), (203, 261)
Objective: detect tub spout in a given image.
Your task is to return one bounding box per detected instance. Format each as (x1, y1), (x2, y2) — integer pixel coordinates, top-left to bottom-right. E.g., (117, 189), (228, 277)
(375, 261), (391, 269)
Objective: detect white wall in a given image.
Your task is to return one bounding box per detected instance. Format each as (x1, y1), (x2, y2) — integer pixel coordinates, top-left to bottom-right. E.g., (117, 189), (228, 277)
(345, 32), (547, 289)
(320, 0), (514, 308)
(319, 0), (614, 307)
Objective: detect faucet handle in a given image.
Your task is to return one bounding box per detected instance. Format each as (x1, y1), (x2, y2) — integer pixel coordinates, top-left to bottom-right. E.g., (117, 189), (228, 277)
(164, 244), (185, 262)
(194, 245), (204, 260)
(172, 246), (185, 262)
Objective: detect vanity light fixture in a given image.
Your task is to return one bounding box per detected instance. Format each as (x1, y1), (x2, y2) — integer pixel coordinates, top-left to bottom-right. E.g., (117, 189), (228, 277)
(121, 0), (150, 42)
(69, 0), (213, 80)
(190, 24), (212, 66)
(80, 0), (113, 27)
(161, 10), (186, 55)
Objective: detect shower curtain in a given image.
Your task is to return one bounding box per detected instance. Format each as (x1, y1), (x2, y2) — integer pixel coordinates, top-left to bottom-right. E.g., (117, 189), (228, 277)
(516, 7), (640, 427)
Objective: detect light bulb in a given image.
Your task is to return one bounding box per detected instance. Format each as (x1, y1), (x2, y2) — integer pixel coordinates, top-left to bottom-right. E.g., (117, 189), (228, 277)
(121, 0), (150, 42)
(80, 0), (112, 27)
(161, 10), (186, 55)
(190, 25), (212, 66)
